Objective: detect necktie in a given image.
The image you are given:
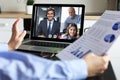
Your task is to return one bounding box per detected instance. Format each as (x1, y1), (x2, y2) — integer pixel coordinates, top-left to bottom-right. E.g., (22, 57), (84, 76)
(47, 21), (51, 35)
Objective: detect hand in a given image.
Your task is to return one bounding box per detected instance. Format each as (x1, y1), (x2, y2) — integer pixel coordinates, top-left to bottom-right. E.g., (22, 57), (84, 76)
(8, 18), (26, 50)
(83, 53), (109, 77)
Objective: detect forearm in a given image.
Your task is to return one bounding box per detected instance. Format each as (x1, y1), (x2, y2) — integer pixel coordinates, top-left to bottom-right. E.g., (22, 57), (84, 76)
(0, 51), (88, 80)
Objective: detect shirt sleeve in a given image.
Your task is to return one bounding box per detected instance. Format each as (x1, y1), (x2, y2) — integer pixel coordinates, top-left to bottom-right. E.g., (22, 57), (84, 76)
(0, 51), (88, 80)
(0, 43), (8, 51)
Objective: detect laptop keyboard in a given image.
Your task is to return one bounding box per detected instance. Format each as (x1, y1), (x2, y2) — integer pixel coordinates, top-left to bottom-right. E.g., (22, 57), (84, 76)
(24, 41), (69, 48)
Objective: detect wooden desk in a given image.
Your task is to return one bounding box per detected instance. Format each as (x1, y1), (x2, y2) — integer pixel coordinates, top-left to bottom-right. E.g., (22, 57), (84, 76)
(0, 12), (32, 18)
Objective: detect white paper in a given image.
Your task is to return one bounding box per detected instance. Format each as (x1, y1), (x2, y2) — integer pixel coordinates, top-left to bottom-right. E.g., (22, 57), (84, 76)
(56, 10), (120, 60)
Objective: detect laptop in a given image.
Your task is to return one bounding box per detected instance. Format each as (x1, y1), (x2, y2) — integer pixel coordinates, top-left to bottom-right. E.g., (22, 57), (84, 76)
(18, 4), (85, 54)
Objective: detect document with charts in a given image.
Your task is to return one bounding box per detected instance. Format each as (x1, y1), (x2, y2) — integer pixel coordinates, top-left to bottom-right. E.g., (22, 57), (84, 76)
(56, 10), (120, 60)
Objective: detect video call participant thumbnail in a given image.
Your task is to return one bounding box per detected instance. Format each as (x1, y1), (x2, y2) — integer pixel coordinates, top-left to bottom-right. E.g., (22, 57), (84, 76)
(36, 8), (60, 38)
(63, 7), (81, 33)
(60, 23), (79, 40)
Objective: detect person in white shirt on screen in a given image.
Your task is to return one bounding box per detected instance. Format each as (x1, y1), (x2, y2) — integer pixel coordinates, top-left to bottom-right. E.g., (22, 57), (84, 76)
(0, 18), (109, 80)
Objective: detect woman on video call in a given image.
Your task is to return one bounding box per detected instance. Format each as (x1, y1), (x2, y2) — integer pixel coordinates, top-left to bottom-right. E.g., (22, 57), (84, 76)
(61, 23), (79, 40)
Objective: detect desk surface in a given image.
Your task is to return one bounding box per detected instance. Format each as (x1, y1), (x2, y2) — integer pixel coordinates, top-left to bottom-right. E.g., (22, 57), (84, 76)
(0, 12), (32, 18)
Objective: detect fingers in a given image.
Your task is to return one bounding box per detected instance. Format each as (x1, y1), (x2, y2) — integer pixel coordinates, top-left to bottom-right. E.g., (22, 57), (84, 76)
(18, 30), (26, 42)
(12, 18), (21, 32)
(102, 54), (110, 68)
(103, 54), (110, 62)
(12, 18), (21, 39)
(83, 52), (95, 59)
(97, 54), (110, 74)
(84, 52), (110, 77)
(8, 18), (25, 50)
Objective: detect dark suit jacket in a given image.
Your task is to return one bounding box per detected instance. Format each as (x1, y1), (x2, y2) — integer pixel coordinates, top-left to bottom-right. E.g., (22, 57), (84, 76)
(37, 19), (60, 37)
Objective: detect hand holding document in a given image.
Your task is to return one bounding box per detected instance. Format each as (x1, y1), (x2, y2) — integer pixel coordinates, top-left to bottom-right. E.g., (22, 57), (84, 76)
(56, 10), (120, 60)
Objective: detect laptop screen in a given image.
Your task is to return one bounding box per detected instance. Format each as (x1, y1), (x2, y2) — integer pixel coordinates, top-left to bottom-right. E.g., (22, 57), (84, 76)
(31, 4), (85, 42)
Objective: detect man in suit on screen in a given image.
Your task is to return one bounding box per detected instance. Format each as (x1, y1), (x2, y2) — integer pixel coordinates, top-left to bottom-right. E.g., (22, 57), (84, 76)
(37, 8), (60, 38)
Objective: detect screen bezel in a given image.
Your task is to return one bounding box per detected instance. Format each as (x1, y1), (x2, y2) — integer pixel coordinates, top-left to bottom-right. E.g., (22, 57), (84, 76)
(31, 4), (85, 43)
(117, 0), (120, 10)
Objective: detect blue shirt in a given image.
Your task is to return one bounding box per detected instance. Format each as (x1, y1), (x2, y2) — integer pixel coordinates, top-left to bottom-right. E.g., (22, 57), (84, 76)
(64, 14), (81, 28)
(0, 44), (88, 80)
(0, 43), (8, 51)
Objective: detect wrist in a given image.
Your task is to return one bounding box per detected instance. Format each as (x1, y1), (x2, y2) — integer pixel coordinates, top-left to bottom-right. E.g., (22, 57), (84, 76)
(8, 43), (13, 50)
(64, 59), (88, 79)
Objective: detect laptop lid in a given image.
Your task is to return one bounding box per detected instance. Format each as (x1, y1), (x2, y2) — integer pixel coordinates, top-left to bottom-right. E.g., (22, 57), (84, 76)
(30, 4), (85, 43)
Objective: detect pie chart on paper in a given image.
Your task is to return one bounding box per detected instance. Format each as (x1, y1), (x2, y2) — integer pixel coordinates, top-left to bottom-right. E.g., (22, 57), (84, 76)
(112, 22), (120, 30)
(104, 34), (115, 43)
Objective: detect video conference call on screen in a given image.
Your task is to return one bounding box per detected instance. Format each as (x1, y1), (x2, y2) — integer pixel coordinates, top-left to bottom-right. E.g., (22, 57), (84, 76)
(32, 5), (83, 41)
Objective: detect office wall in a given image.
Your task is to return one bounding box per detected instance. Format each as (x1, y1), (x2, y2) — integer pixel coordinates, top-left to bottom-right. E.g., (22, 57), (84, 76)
(0, 0), (110, 14)
(35, 0), (108, 14)
(0, 0), (26, 12)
